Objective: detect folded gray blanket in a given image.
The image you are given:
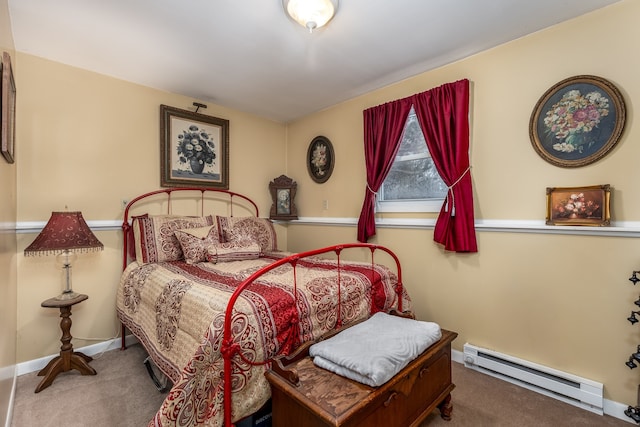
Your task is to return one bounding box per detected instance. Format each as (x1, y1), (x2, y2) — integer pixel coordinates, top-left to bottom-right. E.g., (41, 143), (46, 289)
(309, 312), (442, 387)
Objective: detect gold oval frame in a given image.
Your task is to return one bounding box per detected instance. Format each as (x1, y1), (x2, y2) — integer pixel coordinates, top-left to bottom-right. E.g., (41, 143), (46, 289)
(529, 75), (625, 168)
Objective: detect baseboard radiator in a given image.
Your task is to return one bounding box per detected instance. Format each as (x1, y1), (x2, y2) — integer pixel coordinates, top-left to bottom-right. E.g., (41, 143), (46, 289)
(463, 343), (603, 415)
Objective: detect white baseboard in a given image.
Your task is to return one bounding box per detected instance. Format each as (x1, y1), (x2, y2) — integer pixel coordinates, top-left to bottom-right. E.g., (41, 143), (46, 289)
(16, 335), (138, 376)
(4, 369), (16, 427)
(452, 347), (464, 364)
(451, 349), (634, 424)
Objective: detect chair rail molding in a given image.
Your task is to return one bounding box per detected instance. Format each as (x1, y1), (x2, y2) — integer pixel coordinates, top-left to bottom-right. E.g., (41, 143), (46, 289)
(285, 217), (640, 238)
(15, 217), (640, 237)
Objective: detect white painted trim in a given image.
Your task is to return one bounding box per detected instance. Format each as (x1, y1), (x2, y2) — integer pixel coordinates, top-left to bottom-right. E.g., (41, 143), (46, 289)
(16, 220), (121, 233)
(13, 217), (640, 238)
(16, 335), (138, 376)
(605, 399), (637, 425)
(284, 217), (640, 238)
(451, 347), (464, 364)
(376, 198), (443, 213)
(3, 368), (16, 427)
(281, 217), (358, 227)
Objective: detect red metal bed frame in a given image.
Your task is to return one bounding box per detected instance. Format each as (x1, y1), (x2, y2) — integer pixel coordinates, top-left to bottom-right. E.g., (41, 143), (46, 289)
(119, 188), (405, 427)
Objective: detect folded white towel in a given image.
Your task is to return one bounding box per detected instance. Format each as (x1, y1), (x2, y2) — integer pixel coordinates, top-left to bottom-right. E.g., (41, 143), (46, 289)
(309, 312), (442, 387)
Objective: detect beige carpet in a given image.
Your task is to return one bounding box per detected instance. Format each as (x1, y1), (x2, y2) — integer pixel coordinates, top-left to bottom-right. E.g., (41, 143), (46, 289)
(11, 344), (632, 426)
(11, 344), (168, 427)
(421, 366), (630, 427)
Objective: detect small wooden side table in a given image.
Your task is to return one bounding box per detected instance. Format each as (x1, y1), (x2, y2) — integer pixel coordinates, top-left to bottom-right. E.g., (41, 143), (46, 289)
(35, 293), (97, 393)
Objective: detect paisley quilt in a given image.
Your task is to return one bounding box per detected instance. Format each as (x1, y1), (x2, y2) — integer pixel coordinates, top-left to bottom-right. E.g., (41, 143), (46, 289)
(116, 252), (410, 426)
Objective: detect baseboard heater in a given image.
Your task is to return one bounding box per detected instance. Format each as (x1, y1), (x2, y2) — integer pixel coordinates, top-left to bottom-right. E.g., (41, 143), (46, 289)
(463, 343), (603, 415)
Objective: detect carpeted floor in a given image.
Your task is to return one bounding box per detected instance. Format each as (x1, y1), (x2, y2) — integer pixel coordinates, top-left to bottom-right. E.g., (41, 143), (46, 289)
(421, 365), (631, 427)
(11, 344), (167, 427)
(11, 344), (632, 426)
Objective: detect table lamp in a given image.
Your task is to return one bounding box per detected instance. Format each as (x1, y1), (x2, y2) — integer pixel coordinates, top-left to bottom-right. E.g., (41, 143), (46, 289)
(24, 211), (103, 300)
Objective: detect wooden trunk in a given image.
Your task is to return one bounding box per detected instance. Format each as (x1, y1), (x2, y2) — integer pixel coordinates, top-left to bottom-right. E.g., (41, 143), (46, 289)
(265, 329), (457, 427)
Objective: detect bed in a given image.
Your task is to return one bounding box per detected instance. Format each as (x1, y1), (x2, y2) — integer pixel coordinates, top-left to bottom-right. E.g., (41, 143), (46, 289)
(116, 188), (413, 427)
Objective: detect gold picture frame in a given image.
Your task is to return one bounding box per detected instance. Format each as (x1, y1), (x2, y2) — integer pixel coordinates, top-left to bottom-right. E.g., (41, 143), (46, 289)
(546, 184), (610, 226)
(1, 52), (16, 164)
(160, 104), (229, 188)
(530, 75), (625, 168)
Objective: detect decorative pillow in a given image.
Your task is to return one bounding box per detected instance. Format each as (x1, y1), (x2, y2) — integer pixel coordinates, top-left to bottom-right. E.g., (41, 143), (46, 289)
(132, 215), (215, 264)
(216, 216), (277, 254)
(206, 240), (262, 264)
(174, 225), (221, 264)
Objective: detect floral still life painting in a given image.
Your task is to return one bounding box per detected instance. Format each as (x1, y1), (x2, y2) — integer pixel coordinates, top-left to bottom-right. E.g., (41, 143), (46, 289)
(307, 135), (334, 183)
(530, 76), (625, 168)
(160, 105), (229, 188)
(175, 123), (216, 175)
(546, 185), (610, 226)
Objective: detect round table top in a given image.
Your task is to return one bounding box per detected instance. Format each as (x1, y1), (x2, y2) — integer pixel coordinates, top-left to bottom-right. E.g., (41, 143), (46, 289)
(41, 293), (88, 308)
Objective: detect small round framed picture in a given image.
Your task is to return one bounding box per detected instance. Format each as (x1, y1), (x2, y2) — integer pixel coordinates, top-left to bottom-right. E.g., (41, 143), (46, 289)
(307, 136), (334, 183)
(529, 75), (626, 168)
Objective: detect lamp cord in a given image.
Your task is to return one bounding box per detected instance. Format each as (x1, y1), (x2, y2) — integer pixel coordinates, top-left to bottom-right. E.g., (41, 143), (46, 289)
(72, 322), (121, 360)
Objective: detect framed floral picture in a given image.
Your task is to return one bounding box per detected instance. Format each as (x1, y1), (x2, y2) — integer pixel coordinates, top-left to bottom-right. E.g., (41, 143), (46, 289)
(546, 184), (611, 226)
(529, 75), (625, 168)
(307, 135), (334, 183)
(1, 52), (16, 164)
(160, 104), (229, 188)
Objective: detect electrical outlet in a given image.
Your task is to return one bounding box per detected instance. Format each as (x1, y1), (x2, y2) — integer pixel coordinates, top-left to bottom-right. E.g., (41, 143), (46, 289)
(322, 199), (329, 210)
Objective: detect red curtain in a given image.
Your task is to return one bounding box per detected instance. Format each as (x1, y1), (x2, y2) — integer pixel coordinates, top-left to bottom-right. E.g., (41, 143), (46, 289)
(357, 98), (413, 242)
(357, 79), (477, 252)
(412, 79), (477, 252)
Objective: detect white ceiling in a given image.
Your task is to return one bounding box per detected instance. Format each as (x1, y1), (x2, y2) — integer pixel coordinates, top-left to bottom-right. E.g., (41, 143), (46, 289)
(8, 0), (621, 123)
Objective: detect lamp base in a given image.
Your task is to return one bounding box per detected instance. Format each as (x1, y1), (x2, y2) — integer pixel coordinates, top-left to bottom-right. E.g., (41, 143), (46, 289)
(55, 290), (80, 301)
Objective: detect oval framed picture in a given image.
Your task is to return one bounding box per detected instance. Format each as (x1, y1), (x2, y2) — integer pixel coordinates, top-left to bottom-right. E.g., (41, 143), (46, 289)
(529, 75), (626, 168)
(307, 135), (334, 183)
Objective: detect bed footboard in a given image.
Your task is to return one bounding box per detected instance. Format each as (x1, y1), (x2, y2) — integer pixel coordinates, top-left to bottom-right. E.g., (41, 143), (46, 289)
(221, 243), (406, 427)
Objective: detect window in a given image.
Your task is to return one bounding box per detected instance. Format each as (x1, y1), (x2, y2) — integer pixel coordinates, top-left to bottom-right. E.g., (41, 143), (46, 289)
(377, 108), (447, 213)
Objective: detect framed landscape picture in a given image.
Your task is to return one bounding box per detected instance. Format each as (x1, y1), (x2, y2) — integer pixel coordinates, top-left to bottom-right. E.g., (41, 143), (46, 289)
(160, 104), (229, 188)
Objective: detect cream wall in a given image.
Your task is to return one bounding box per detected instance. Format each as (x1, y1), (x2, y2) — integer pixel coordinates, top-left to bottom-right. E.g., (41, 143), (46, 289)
(14, 54), (287, 362)
(284, 0), (640, 406)
(0, 0), (17, 424)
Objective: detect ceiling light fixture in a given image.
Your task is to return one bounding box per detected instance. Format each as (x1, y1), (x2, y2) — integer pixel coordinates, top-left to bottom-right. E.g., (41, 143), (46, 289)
(283, 0), (339, 33)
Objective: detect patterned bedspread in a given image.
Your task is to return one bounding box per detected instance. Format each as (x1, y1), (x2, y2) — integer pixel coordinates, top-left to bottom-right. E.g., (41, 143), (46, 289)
(116, 252), (410, 427)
